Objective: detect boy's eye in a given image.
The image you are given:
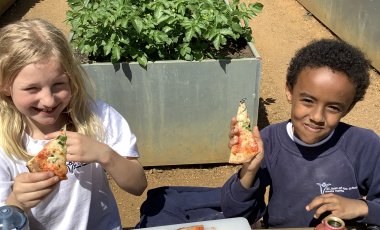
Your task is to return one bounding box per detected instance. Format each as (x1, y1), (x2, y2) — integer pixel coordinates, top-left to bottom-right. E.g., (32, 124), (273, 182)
(327, 105), (341, 112)
(301, 98), (313, 104)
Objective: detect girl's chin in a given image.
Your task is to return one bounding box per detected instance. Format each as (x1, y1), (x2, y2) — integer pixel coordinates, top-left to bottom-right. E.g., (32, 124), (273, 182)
(32, 118), (59, 126)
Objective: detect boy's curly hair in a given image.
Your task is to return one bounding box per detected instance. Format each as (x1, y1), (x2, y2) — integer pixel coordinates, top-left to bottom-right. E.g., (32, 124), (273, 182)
(286, 39), (371, 105)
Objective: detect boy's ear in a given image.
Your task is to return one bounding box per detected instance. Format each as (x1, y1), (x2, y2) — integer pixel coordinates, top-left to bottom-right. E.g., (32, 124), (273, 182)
(285, 83), (292, 103)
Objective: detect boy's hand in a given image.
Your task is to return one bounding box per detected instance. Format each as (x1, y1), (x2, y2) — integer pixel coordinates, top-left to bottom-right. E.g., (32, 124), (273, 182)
(228, 117), (264, 170)
(306, 193), (368, 220)
(228, 117), (239, 149)
(7, 172), (59, 211)
(229, 117), (264, 188)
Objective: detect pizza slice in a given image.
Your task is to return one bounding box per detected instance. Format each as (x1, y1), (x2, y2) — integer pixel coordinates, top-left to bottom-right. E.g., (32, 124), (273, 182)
(229, 98), (260, 164)
(27, 126), (68, 180)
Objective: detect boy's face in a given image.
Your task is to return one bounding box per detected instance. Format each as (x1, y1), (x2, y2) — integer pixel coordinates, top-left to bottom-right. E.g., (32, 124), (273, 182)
(6, 56), (71, 135)
(285, 67), (356, 144)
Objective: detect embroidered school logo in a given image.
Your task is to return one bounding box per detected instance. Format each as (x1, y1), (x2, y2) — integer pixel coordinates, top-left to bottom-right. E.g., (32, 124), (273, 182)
(316, 182), (331, 194)
(316, 182), (358, 194)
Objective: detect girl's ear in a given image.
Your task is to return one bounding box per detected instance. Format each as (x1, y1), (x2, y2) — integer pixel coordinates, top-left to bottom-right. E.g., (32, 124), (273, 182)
(1, 86), (12, 96)
(285, 83), (292, 103)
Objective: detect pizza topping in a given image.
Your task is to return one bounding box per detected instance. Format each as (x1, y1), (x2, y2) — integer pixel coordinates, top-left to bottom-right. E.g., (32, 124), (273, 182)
(229, 99), (260, 164)
(27, 126), (68, 180)
(231, 130), (258, 155)
(57, 135), (67, 147)
(241, 120), (251, 131)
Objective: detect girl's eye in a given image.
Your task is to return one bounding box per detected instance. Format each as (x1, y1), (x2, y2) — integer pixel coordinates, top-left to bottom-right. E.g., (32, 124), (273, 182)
(54, 83), (64, 87)
(24, 87), (38, 92)
(53, 82), (68, 90)
(52, 82), (69, 93)
(55, 81), (69, 86)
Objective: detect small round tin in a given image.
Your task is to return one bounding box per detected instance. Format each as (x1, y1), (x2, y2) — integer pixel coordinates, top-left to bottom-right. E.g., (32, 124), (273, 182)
(315, 216), (346, 230)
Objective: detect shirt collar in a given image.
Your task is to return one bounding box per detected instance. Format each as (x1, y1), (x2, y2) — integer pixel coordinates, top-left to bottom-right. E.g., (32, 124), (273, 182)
(286, 121), (334, 147)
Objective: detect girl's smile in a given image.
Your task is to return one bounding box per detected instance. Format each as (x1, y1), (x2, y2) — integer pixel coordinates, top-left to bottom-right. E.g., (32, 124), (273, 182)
(34, 105), (57, 114)
(6, 56), (71, 138)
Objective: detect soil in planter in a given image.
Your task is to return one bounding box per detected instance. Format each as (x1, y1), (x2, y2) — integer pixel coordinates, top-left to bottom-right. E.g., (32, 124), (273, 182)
(74, 37), (254, 64)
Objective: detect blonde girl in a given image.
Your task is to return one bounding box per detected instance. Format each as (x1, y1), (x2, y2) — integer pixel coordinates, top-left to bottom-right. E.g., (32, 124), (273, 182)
(0, 18), (147, 230)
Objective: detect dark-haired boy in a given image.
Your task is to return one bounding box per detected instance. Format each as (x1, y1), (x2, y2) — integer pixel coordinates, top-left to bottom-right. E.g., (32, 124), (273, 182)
(222, 39), (380, 227)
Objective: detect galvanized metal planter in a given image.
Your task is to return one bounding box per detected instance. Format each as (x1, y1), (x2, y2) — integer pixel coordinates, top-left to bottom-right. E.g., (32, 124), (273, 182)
(82, 43), (261, 166)
(297, 0), (380, 72)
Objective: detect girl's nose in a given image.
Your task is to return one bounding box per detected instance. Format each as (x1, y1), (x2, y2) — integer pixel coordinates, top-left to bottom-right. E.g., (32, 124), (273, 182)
(40, 88), (55, 107)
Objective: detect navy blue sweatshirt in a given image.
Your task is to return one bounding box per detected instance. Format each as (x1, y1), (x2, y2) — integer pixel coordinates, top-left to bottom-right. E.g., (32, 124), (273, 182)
(221, 121), (380, 227)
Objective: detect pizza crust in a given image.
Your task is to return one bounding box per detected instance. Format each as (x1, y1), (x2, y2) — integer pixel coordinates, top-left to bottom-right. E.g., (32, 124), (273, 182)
(229, 151), (256, 164)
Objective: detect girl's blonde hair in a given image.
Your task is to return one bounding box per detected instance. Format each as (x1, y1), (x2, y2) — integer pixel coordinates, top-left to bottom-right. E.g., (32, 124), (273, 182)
(0, 18), (103, 161)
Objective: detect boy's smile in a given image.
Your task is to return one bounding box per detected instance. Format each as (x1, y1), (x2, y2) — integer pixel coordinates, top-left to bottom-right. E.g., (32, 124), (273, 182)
(285, 67), (356, 144)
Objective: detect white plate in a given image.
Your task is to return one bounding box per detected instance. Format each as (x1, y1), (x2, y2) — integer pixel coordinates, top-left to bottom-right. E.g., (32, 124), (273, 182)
(135, 217), (251, 230)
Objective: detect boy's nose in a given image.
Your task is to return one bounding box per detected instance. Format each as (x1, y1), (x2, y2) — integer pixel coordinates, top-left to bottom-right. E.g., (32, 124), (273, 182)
(310, 107), (325, 123)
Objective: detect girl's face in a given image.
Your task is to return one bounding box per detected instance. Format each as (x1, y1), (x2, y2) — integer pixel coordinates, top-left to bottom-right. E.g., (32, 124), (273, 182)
(7, 56), (71, 136)
(285, 67), (356, 144)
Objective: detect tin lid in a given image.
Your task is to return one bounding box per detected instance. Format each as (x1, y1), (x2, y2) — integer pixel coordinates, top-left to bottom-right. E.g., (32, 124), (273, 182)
(0, 205), (28, 230)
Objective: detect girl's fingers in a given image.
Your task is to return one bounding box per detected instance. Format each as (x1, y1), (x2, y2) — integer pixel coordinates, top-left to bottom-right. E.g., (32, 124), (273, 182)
(15, 173), (59, 194)
(18, 186), (56, 203)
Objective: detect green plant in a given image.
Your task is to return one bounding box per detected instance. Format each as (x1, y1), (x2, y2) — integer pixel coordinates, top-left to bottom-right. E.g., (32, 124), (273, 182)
(66, 0), (263, 66)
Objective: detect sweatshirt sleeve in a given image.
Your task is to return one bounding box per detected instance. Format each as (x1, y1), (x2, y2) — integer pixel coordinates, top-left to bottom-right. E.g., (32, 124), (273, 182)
(353, 129), (380, 226)
(361, 199), (380, 226)
(360, 140), (380, 225)
(221, 168), (268, 224)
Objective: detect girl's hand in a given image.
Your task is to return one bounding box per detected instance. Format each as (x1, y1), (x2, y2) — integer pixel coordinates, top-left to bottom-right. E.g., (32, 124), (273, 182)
(306, 193), (368, 220)
(45, 131), (147, 195)
(7, 172), (59, 211)
(45, 131), (110, 164)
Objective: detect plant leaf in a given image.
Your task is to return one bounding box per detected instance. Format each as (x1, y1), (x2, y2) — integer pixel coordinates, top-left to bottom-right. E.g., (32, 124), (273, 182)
(132, 16), (144, 34)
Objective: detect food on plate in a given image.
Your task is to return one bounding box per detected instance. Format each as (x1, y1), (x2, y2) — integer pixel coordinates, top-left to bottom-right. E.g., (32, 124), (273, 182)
(27, 126), (68, 180)
(177, 225), (204, 230)
(229, 98), (260, 164)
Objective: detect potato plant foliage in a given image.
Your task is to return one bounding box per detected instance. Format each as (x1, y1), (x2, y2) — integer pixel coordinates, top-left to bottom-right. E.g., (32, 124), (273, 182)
(66, 0), (263, 66)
